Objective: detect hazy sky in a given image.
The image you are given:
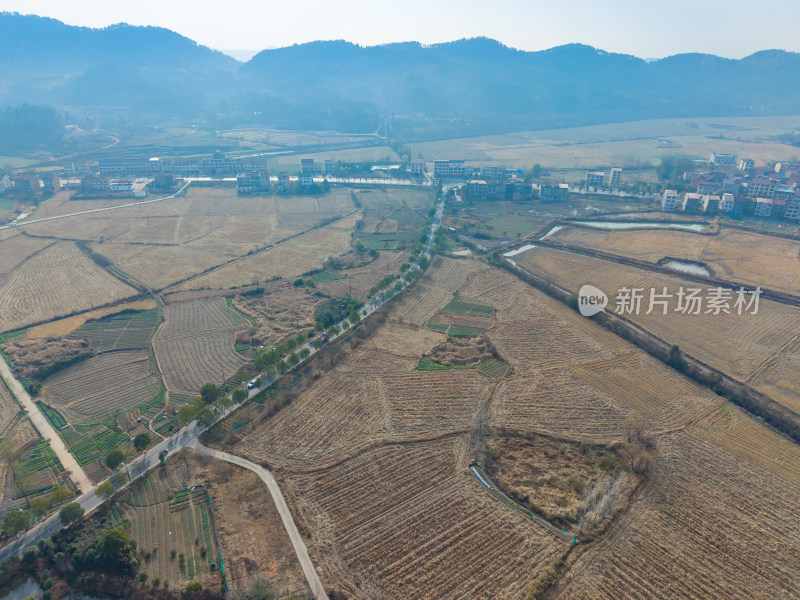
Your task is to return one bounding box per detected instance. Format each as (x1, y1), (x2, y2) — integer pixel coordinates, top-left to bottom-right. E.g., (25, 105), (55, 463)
(3, 0), (799, 59)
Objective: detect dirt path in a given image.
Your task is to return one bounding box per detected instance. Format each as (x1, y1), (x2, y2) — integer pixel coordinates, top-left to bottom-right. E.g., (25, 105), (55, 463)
(188, 440), (329, 600)
(0, 358), (92, 492)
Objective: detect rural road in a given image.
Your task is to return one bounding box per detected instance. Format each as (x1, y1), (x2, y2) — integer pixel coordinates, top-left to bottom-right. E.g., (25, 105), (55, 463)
(0, 181), (190, 231)
(0, 360), (92, 492)
(0, 186), (446, 567)
(188, 440), (329, 600)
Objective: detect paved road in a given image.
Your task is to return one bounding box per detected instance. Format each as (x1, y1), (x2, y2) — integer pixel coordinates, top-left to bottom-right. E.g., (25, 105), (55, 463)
(0, 182), (190, 231)
(188, 440), (329, 600)
(0, 359), (92, 492)
(0, 187), (447, 564)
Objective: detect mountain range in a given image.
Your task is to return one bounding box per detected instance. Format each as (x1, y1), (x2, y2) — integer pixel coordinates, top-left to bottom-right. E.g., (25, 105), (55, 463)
(1, 12), (799, 137)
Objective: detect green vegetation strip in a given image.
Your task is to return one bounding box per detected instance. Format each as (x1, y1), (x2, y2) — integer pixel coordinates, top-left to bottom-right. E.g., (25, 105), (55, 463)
(441, 295), (494, 317)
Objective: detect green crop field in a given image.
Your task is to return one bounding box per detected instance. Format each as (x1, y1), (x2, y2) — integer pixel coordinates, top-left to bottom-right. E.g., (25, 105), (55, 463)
(114, 469), (221, 586)
(67, 310), (161, 351)
(441, 295), (494, 318)
(426, 323), (487, 337)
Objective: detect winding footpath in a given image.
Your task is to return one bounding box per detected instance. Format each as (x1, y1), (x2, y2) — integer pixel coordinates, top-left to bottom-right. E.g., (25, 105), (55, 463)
(188, 440), (328, 600)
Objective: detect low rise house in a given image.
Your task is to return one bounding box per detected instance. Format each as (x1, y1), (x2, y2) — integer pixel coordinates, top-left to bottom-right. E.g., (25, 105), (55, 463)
(81, 175), (110, 193)
(466, 179), (488, 200)
(720, 193), (736, 214)
(702, 194), (720, 214)
(14, 174), (41, 195)
(738, 158), (755, 171)
(710, 152), (737, 166)
(536, 182), (569, 202)
(754, 197), (773, 217)
(785, 199), (800, 220)
(744, 178), (775, 198)
(585, 171), (605, 189)
(236, 172), (271, 195)
(480, 164), (507, 180)
(410, 158), (425, 176)
(682, 193), (702, 213)
(0, 174), (13, 195)
(662, 189), (679, 211)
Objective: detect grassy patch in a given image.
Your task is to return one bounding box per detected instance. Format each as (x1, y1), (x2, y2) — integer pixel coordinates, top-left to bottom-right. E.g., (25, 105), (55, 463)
(312, 272), (345, 282)
(441, 295), (494, 318)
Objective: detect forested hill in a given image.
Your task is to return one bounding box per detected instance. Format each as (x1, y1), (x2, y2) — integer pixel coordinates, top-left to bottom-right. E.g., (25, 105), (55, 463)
(2, 13), (799, 135)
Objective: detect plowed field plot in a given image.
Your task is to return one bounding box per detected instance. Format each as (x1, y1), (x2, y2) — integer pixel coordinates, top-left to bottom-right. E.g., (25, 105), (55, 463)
(392, 256), (491, 325)
(217, 257), (800, 598)
(171, 213), (359, 292)
(109, 458), (221, 588)
(66, 309), (161, 351)
(154, 298), (249, 396)
(41, 350), (161, 424)
(280, 435), (563, 600)
(515, 245), (800, 413)
(555, 432), (800, 600)
(0, 241), (137, 333)
(546, 225), (800, 295)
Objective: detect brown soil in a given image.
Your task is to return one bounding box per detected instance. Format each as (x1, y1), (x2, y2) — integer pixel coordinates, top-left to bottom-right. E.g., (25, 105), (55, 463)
(2, 337), (90, 380)
(183, 451), (310, 596)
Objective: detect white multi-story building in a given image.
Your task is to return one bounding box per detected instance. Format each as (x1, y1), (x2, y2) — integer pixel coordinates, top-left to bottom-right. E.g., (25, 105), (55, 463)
(710, 152), (737, 166)
(720, 193), (735, 214)
(585, 171), (605, 189)
(479, 164), (507, 180)
(738, 158), (755, 171)
(608, 167), (622, 190)
(744, 178), (775, 198)
(0, 174), (11, 195)
(433, 159), (466, 178)
(702, 194), (720, 214)
(785, 200), (800, 220)
(754, 197), (773, 217)
(662, 189), (679, 211)
(410, 158), (425, 176)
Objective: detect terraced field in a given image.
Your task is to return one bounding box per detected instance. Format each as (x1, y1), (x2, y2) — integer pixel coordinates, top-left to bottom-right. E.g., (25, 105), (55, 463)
(154, 298), (249, 396)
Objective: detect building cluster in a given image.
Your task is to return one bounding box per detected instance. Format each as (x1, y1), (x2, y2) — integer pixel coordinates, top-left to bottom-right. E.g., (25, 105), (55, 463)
(238, 158), (335, 195)
(661, 154), (800, 220)
(584, 168), (622, 191)
(461, 163), (535, 202)
(1, 172), (62, 197)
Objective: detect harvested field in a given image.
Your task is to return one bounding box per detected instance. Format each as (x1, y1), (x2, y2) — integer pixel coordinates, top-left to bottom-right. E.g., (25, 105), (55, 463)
(154, 298), (249, 396)
(515, 245), (800, 413)
(0, 234), (54, 280)
(0, 241), (137, 333)
(206, 254), (800, 598)
(41, 350), (160, 424)
(25, 299), (158, 339)
(171, 213), (360, 292)
(315, 251), (410, 300)
(555, 431), (800, 600)
(547, 225), (800, 295)
(392, 256), (490, 324)
(109, 456), (221, 588)
(183, 451), (310, 595)
(281, 435), (564, 599)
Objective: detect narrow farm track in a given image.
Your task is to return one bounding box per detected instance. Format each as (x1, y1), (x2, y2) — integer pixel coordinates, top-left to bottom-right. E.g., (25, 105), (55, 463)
(0, 358), (92, 491)
(188, 440), (329, 600)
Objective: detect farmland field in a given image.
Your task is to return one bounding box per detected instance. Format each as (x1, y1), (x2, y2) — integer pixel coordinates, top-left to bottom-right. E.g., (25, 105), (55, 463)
(0, 240), (138, 333)
(545, 224), (800, 295)
(66, 309), (162, 351)
(109, 456), (221, 588)
(0, 375), (20, 435)
(153, 298), (249, 396)
(25, 299), (158, 339)
(41, 350), (161, 424)
(171, 213), (360, 292)
(514, 245), (800, 414)
(314, 251), (410, 300)
(210, 254), (800, 598)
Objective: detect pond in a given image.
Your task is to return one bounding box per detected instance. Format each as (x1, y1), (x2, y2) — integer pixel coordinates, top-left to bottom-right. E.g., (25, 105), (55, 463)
(572, 221), (709, 232)
(661, 260), (712, 277)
